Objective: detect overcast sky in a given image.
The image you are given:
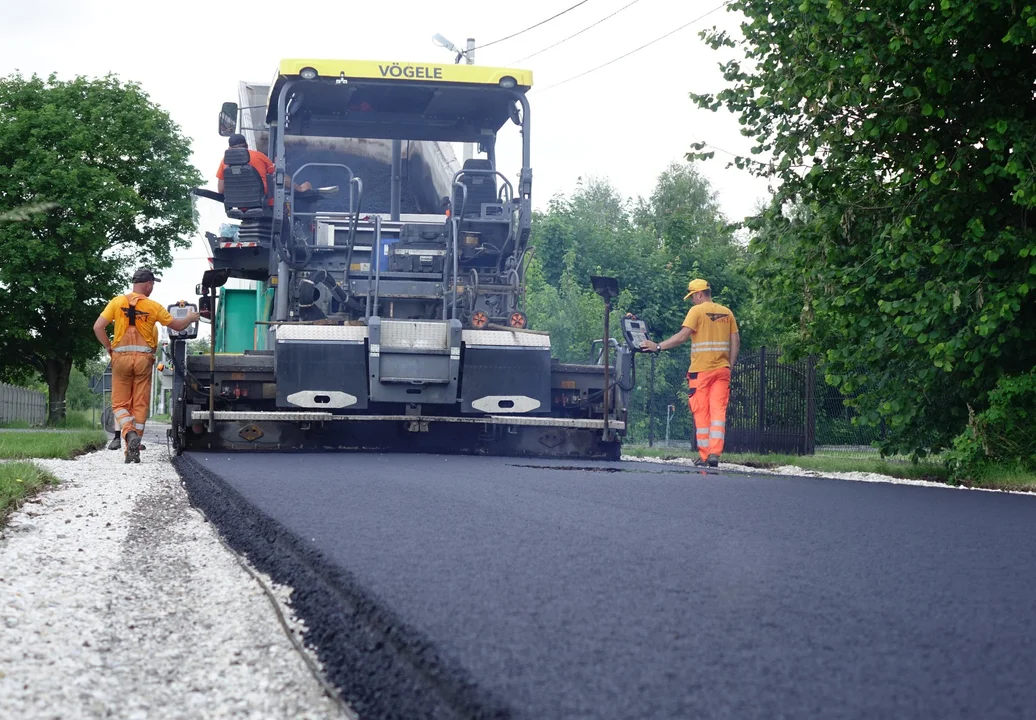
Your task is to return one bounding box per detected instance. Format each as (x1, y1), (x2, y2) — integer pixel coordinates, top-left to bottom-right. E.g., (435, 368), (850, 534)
(1, 0), (768, 311)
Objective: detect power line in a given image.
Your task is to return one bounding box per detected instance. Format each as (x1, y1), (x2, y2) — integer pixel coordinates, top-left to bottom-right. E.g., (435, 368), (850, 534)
(537, 1), (730, 93)
(473, 1), (592, 52)
(510, 0), (645, 64)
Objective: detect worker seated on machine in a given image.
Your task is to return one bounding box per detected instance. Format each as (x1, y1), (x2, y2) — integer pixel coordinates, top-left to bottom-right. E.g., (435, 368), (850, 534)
(216, 133), (312, 205)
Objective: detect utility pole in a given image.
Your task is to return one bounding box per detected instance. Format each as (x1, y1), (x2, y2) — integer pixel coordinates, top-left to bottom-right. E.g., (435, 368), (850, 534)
(433, 33), (477, 161)
(463, 38), (475, 162)
(665, 404), (675, 446)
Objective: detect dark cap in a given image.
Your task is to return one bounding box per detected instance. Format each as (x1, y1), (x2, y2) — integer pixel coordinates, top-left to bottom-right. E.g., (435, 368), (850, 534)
(130, 267), (161, 284)
(228, 133), (248, 148)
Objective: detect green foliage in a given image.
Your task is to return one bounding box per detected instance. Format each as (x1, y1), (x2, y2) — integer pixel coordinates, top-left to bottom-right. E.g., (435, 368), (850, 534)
(187, 339), (210, 355)
(0, 430), (106, 460)
(525, 166), (753, 442)
(65, 358), (108, 412)
(0, 73), (201, 422)
(0, 462), (59, 523)
(690, 1), (1036, 456)
(949, 371), (1036, 479)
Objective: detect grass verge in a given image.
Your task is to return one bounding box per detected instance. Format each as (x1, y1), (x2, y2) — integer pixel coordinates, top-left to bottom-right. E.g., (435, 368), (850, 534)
(1, 410), (102, 430)
(956, 461), (1036, 492)
(52, 409), (103, 429)
(0, 462), (59, 523)
(624, 445), (949, 482)
(0, 430), (107, 460)
(624, 446), (1036, 491)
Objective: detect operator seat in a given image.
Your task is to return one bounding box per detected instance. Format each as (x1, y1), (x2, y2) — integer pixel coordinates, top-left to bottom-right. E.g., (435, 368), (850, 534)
(454, 159), (497, 218)
(221, 148), (270, 220)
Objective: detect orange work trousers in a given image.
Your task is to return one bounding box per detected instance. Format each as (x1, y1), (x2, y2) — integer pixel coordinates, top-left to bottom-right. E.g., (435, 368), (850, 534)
(687, 367), (731, 460)
(111, 351), (154, 451)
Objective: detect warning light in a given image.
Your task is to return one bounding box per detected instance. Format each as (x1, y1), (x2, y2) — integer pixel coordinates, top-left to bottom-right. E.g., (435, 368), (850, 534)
(470, 311), (489, 328)
(508, 312), (527, 329)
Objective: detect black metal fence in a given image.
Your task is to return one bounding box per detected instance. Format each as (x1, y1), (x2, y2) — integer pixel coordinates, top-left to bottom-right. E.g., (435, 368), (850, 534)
(629, 347), (885, 456)
(726, 347), (815, 455)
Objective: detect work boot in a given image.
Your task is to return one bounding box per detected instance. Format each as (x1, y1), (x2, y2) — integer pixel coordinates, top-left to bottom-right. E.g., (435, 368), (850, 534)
(707, 454), (720, 468)
(108, 435), (121, 451)
(125, 432), (141, 464)
(693, 458), (709, 468)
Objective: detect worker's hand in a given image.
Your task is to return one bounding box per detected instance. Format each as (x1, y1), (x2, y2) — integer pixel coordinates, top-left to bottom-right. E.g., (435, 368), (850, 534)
(187, 311), (201, 324)
(297, 181), (313, 192)
(640, 339), (658, 353)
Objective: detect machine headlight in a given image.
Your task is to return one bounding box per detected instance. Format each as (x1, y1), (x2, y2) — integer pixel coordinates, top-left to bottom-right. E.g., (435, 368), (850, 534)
(300, 67), (318, 80)
(499, 76), (517, 89)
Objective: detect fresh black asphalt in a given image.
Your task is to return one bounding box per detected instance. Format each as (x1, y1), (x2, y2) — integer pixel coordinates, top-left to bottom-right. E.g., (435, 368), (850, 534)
(175, 452), (1036, 720)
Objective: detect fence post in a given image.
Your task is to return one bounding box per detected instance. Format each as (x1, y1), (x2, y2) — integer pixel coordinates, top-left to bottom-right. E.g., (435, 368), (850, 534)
(804, 355), (816, 455)
(757, 346), (767, 453)
(648, 353), (656, 447)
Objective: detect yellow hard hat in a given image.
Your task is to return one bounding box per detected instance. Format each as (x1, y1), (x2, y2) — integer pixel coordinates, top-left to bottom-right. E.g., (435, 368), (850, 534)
(683, 279), (710, 300)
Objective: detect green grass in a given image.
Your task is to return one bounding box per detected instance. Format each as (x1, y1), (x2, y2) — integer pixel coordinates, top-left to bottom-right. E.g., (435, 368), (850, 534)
(149, 413), (171, 424)
(955, 461), (1036, 492)
(624, 445), (1036, 490)
(1, 409), (102, 430)
(0, 462), (59, 523)
(0, 430), (107, 460)
(51, 409), (103, 429)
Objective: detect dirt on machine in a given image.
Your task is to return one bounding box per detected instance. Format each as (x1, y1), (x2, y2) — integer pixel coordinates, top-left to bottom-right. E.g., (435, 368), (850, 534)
(167, 58), (648, 459)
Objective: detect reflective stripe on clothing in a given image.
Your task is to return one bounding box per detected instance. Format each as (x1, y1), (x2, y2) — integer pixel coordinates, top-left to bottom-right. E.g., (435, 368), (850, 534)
(111, 351), (153, 451)
(682, 301), (739, 373)
(687, 367), (731, 461)
(113, 345), (153, 353)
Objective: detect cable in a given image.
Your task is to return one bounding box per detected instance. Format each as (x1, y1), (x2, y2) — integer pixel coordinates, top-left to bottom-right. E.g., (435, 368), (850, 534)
(175, 472), (359, 720)
(472, 0), (592, 51)
(537, 1), (730, 93)
(510, 0), (644, 64)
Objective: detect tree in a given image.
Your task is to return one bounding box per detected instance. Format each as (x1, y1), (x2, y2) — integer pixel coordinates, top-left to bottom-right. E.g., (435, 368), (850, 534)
(525, 168), (750, 443)
(0, 73), (202, 423)
(690, 1), (1036, 456)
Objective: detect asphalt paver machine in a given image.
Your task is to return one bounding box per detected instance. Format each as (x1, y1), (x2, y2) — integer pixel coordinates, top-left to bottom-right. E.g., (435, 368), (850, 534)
(172, 58), (636, 459)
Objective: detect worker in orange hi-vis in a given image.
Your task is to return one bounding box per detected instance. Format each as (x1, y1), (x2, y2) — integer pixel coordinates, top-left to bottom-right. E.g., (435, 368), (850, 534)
(92, 268), (200, 464)
(641, 279), (740, 468)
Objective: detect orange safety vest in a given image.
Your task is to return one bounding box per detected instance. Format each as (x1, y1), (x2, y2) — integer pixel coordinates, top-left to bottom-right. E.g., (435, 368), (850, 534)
(112, 295), (154, 354)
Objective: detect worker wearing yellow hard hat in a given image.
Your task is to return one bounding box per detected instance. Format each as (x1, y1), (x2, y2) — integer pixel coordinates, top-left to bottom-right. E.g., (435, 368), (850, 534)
(640, 279), (740, 467)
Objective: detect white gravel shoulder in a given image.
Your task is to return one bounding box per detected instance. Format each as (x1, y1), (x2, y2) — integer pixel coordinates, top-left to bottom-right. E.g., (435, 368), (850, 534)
(0, 428), (352, 720)
(623, 454), (1033, 495)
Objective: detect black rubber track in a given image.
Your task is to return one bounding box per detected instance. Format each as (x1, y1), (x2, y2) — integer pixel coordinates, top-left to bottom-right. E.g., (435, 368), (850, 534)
(175, 452), (1036, 720)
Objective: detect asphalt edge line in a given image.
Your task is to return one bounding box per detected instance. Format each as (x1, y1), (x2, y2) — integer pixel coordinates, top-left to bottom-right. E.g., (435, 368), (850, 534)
(172, 453), (514, 720)
(175, 474), (359, 720)
(622, 455), (1036, 496)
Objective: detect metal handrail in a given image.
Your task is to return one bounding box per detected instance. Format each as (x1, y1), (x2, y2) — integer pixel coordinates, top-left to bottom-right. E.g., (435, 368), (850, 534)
(287, 162), (356, 218)
(451, 168), (514, 214)
(451, 217), (460, 321)
(372, 215), (383, 318)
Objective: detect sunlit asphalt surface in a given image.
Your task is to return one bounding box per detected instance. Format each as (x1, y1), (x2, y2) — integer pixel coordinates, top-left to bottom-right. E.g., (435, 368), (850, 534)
(182, 452), (1036, 719)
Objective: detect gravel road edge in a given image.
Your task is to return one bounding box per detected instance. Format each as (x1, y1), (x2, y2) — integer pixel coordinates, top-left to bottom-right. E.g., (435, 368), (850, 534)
(173, 452), (513, 720)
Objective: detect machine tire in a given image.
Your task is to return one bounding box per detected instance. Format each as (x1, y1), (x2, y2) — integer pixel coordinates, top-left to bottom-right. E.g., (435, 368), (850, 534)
(170, 397), (186, 456)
